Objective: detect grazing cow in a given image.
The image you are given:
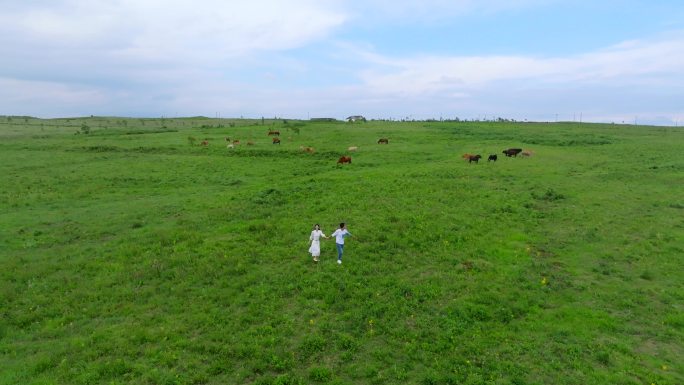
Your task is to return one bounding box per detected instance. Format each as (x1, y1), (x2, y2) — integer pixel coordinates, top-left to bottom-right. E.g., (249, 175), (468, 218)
(348, 146), (358, 152)
(337, 156), (352, 164)
(462, 153), (474, 160)
(227, 143), (234, 149)
(272, 137), (281, 144)
(521, 150), (533, 157)
(200, 140), (209, 146)
(247, 141), (255, 146)
(378, 138), (389, 144)
(225, 137), (231, 142)
(502, 148), (523, 157)
(268, 130), (280, 136)
(300, 146), (315, 153)
(232, 140), (240, 145)
(488, 154), (497, 162)
(467, 154), (482, 163)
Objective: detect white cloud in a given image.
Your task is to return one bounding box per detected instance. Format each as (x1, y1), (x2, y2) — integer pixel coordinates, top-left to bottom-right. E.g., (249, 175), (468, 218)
(354, 32), (684, 95)
(0, 0), (348, 116)
(0, 0), (347, 60)
(346, 0), (555, 21)
(0, 77), (108, 116)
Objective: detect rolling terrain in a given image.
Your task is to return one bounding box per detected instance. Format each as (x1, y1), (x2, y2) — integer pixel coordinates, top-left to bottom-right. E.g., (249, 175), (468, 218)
(1, 117), (682, 385)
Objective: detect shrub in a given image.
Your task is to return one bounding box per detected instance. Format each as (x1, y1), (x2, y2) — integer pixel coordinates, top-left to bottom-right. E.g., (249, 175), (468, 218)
(299, 335), (327, 356)
(532, 188), (565, 201)
(309, 367), (333, 382)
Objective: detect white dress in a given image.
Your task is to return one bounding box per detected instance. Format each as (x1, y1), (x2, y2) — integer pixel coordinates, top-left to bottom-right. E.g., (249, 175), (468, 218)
(308, 230), (326, 257)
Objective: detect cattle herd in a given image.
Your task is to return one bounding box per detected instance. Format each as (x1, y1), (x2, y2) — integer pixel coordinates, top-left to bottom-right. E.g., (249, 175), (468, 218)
(462, 148), (533, 164)
(206, 130), (532, 166)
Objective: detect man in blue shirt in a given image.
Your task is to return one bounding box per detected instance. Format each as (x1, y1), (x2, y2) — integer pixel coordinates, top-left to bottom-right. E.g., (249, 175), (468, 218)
(330, 222), (352, 264)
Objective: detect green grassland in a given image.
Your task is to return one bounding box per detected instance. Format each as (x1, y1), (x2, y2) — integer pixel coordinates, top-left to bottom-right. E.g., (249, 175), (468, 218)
(1, 116), (682, 385)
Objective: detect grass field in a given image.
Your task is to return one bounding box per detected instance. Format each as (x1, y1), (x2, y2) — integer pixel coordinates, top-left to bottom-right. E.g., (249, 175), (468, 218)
(1, 116), (682, 385)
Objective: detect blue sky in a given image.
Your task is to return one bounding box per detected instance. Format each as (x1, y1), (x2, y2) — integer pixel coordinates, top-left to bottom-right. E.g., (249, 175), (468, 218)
(1, 0), (683, 125)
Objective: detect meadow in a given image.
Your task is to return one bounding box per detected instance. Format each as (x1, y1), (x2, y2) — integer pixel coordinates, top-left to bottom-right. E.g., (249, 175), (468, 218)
(0, 116), (682, 385)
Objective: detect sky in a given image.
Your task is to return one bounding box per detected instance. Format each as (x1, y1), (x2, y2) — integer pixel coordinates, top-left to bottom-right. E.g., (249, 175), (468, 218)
(1, 0), (684, 125)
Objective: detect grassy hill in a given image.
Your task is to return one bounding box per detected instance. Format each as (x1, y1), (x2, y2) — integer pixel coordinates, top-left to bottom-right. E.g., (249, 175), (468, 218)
(1, 117), (682, 384)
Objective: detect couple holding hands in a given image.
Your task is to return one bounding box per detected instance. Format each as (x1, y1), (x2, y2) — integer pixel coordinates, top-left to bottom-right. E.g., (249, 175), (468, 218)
(309, 223), (352, 264)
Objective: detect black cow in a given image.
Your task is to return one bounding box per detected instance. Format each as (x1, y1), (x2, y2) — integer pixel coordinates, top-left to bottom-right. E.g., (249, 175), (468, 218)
(503, 148), (523, 157)
(488, 154), (497, 162)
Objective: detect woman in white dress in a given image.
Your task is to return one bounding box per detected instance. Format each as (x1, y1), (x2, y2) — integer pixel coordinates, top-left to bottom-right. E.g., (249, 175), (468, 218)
(308, 224), (329, 262)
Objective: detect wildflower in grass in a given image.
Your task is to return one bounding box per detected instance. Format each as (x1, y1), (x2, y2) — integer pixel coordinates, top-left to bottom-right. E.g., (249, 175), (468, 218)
(541, 277), (548, 285)
(661, 364), (668, 370)
(309, 319), (315, 325)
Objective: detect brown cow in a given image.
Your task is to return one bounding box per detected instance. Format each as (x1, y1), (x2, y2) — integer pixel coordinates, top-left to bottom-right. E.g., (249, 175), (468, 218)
(300, 146), (315, 153)
(200, 140), (209, 146)
(467, 154), (482, 163)
(462, 153), (473, 159)
(272, 137), (281, 144)
(268, 130), (280, 136)
(378, 138), (389, 144)
(232, 140), (240, 145)
(521, 150), (534, 157)
(337, 156), (352, 164)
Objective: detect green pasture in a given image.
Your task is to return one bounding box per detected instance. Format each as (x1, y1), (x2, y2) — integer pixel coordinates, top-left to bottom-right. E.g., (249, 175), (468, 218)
(0, 116), (682, 384)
